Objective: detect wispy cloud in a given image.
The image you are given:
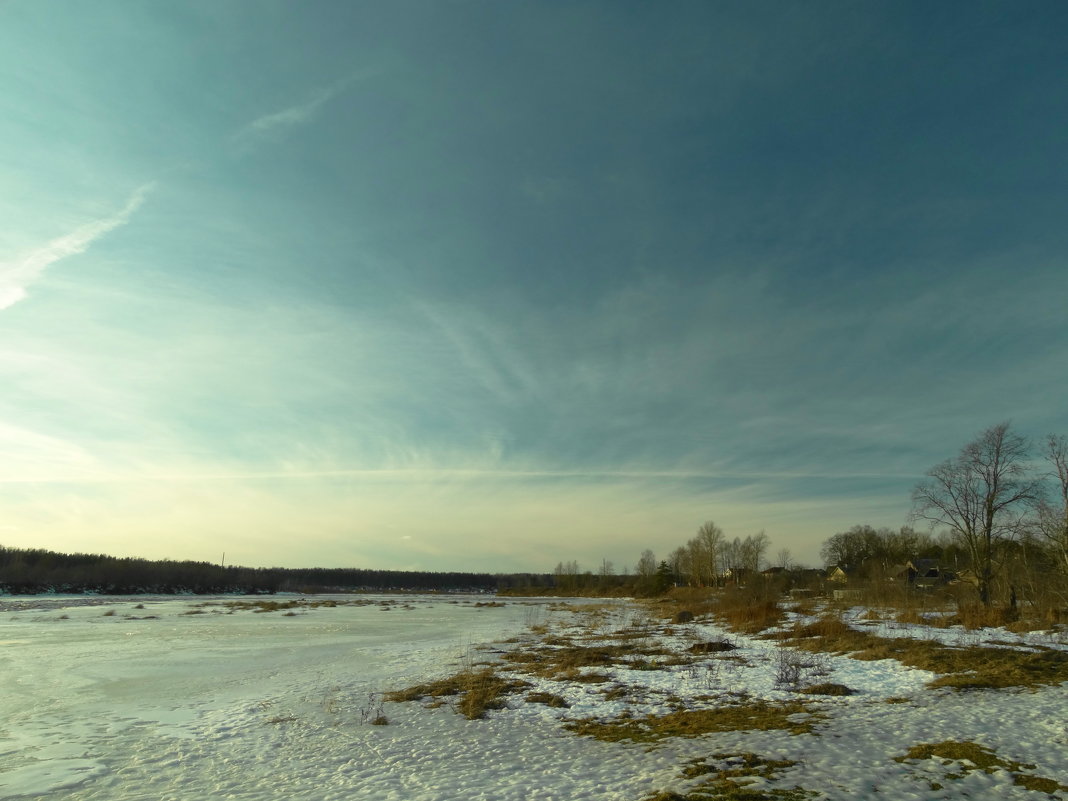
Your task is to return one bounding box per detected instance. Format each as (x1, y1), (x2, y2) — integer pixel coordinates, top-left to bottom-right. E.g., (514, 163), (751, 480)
(0, 183), (154, 311)
(234, 69), (382, 144)
(243, 86), (336, 137)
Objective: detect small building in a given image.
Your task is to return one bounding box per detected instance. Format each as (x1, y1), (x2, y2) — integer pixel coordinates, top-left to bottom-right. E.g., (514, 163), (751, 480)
(827, 565), (858, 583)
(887, 559), (950, 588)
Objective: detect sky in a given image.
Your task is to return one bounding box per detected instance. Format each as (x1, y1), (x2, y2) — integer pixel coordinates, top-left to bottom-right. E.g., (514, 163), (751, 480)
(1, 1), (1066, 573)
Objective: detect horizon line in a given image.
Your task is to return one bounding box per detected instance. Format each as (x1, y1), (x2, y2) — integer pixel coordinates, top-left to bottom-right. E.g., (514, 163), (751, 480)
(0, 467), (923, 485)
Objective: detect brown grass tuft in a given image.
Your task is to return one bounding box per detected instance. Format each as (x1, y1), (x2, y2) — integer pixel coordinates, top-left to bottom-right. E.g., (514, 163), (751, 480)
(688, 639), (737, 654)
(565, 699), (821, 742)
(944, 604), (1017, 630)
(639, 752), (816, 801)
(524, 691), (569, 708)
(800, 682), (855, 696)
(780, 614), (1068, 690)
(386, 667), (530, 719)
(895, 740), (1068, 794)
(503, 640), (676, 679)
(716, 587), (786, 634)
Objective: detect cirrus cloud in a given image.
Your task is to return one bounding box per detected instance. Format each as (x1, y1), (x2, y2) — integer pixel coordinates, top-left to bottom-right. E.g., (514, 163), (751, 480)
(0, 183), (154, 311)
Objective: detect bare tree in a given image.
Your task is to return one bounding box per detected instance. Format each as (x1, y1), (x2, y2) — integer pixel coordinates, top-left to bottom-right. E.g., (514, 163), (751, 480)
(695, 521), (724, 586)
(668, 546), (689, 586)
(682, 537), (704, 586)
(775, 547), (793, 570)
(596, 557), (615, 590)
(819, 524), (882, 569)
(636, 549), (657, 578)
(911, 422), (1041, 605)
(739, 530), (769, 572)
(819, 524), (932, 574)
(554, 560), (580, 592)
(1035, 434), (1068, 576)
(720, 537), (741, 576)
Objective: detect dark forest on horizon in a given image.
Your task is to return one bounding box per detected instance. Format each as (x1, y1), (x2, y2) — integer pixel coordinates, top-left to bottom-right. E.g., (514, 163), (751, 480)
(0, 545), (554, 595)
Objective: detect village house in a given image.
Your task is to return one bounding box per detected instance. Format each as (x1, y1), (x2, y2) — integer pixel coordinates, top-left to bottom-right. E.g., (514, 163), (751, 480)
(886, 558), (953, 588)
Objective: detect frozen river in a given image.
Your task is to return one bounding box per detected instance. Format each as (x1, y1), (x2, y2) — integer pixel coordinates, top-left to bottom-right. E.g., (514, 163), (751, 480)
(1, 594), (656, 801)
(9, 594), (1065, 800)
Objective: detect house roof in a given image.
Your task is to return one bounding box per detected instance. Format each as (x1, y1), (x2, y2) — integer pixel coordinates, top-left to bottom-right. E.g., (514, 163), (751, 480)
(911, 558), (940, 576)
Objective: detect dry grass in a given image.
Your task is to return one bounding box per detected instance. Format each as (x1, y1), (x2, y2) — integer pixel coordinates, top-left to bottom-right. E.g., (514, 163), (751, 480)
(557, 668), (614, 683)
(564, 699), (821, 742)
(503, 640), (680, 679)
(640, 751), (815, 801)
(688, 638), (738, 654)
(924, 647), (1068, 690)
(893, 609), (924, 625)
(779, 615), (1068, 690)
(652, 588), (719, 622)
(219, 599), (341, 613)
(385, 667), (530, 719)
(716, 588), (786, 634)
(864, 593), (1062, 633)
(895, 740), (1068, 794)
(799, 682), (854, 696)
(791, 600), (822, 617)
(641, 752), (816, 801)
(524, 691), (569, 708)
(601, 685), (631, 701)
(942, 604), (1018, 630)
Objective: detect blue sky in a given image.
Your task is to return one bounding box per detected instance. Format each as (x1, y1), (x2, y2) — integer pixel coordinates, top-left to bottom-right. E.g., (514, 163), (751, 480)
(2, 2), (1066, 572)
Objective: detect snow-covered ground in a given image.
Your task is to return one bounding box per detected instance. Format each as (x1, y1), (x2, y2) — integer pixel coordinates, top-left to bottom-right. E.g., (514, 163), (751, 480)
(1, 595), (1066, 800)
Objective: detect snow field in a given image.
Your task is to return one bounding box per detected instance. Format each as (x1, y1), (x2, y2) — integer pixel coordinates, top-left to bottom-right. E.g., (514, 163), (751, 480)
(1, 595), (1067, 800)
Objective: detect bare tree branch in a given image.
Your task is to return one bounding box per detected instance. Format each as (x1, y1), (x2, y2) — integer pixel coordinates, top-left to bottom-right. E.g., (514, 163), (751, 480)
(910, 422), (1041, 605)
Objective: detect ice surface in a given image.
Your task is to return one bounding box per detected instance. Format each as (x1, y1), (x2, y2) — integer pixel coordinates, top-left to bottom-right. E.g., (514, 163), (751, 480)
(1, 595), (1066, 800)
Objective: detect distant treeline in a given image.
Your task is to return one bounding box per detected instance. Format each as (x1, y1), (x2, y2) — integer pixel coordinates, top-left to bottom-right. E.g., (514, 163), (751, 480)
(0, 546), (554, 595)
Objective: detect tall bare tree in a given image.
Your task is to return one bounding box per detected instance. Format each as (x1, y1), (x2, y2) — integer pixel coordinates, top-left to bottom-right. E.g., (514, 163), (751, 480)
(682, 537), (704, 586)
(668, 546), (689, 586)
(636, 549), (657, 578)
(695, 520), (724, 586)
(738, 530), (769, 572)
(911, 422), (1041, 605)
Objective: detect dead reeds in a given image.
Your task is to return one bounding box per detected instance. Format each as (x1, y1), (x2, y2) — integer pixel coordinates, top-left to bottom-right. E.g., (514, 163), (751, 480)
(385, 667), (530, 719)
